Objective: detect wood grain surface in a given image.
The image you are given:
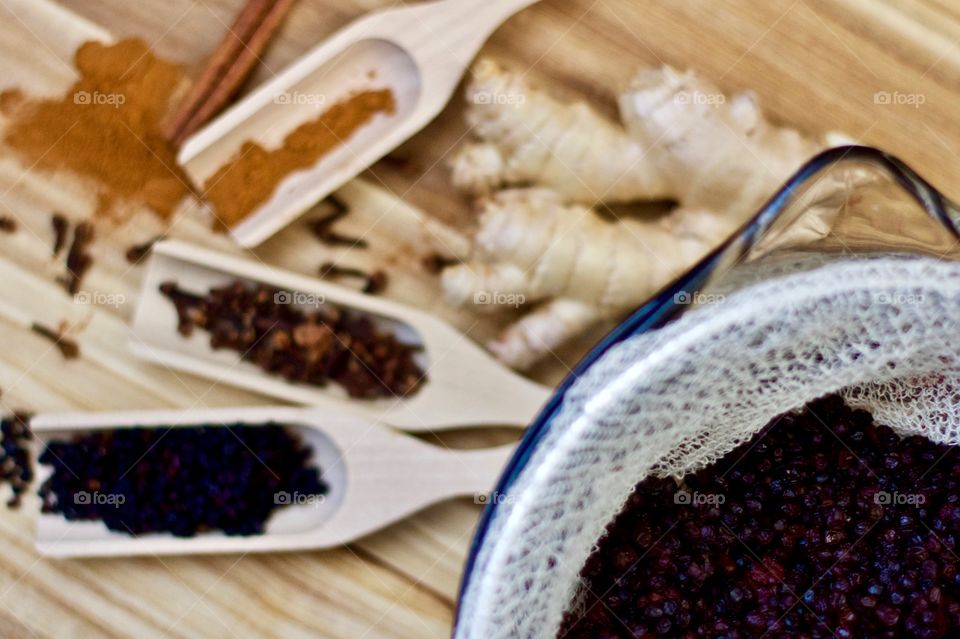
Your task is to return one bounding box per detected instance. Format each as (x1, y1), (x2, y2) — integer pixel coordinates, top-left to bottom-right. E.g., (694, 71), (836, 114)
(1, 0), (959, 637)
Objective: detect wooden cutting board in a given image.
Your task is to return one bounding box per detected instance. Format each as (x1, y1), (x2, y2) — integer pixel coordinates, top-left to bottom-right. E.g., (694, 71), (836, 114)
(1, 0), (959, 637)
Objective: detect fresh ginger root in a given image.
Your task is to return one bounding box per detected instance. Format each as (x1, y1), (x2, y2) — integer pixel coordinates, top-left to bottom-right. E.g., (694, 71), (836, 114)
(446, 60), (840, 369)
(452, 60), (673, 203)
(442, 190), (735, 368)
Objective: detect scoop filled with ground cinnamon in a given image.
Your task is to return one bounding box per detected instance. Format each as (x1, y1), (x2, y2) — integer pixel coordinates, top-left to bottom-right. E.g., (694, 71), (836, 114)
(2, 39), (188, 219)
(203, 88), (396, 229)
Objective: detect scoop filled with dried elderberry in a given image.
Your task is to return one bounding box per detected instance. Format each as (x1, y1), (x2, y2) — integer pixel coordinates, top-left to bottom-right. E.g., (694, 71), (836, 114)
(32, 407), (515, 557)
(38, 422), (327, 538)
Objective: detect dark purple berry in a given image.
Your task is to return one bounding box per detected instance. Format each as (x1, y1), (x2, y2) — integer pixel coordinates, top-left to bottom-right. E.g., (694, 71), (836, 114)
(559, 396), (960, 638)
(37, 423), (327, 537)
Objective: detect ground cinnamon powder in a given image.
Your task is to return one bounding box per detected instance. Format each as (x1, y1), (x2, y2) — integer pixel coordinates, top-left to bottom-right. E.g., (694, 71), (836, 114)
(2, 39), (188, 219)
(203, 88), (396, 229)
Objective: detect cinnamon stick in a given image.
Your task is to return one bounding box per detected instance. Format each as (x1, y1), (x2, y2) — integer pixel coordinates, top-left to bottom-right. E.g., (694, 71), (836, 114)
(162, 0), (271, 142)
(165, 0), (295, 147)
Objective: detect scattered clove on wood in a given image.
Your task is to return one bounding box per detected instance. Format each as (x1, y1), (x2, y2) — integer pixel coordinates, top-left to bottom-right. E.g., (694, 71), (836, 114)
(0, 412), (33, 508)
(125, 236), (162, 264)
(0, 216), (16, 233)
(309, 196), (368, 248)
(30, 322), (80, 360)
(380, 153), (418, 174)
(422, 252), (460, 274)
(160, 279), (424, 399)
(320, 195), (348, 217)
(51, 213), (69, 256)
(364, 270), (388, 295)
(56, 222), (95, 295)
(319, 262), (388, 294)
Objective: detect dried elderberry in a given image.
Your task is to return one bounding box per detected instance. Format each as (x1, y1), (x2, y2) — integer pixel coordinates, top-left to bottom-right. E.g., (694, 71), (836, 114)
(38, 423), (327, 537)
(561, 396), (960, 638)
(0, 413), (33, 508)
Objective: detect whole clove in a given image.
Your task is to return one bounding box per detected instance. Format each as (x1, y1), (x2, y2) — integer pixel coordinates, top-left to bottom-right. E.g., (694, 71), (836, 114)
(0, 216), (16, 233)
(309, 196), (367, 248)
(57, 221), (95, 295)
(422, 252), (459, 274)
(380, 153), (418, 174)
(364, 270), (388, 295)
(318, 195), (348, 217)
(319, 262), (389, 294)
(38, 423), (327, 537)
(160, 280), (425, 398)
(158, 283), (206, 337)
(31, 322), (80, 359)
(125, 235), (162, 264)
(0, 413), (33, 508)
(51, 213), (69, 256)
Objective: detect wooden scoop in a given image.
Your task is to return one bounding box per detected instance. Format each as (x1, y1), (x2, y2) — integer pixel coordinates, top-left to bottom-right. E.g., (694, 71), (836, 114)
(179, 0), (540, 247)
(32, 406), (514, 557)
(130, 241), (550, 431)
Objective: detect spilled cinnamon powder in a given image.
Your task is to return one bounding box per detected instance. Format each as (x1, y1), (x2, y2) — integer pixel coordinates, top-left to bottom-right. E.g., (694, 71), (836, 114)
(2, 39), (188, 219)
(203, 89), (396, 229)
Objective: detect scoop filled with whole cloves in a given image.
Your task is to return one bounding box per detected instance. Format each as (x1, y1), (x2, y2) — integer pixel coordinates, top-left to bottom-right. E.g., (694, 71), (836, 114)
(130, 241), (551, 431)
(160, 278), (423, 399)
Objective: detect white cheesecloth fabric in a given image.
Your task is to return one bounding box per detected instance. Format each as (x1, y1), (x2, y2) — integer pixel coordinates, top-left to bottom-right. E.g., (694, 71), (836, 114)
(456, 255), (960, 639)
